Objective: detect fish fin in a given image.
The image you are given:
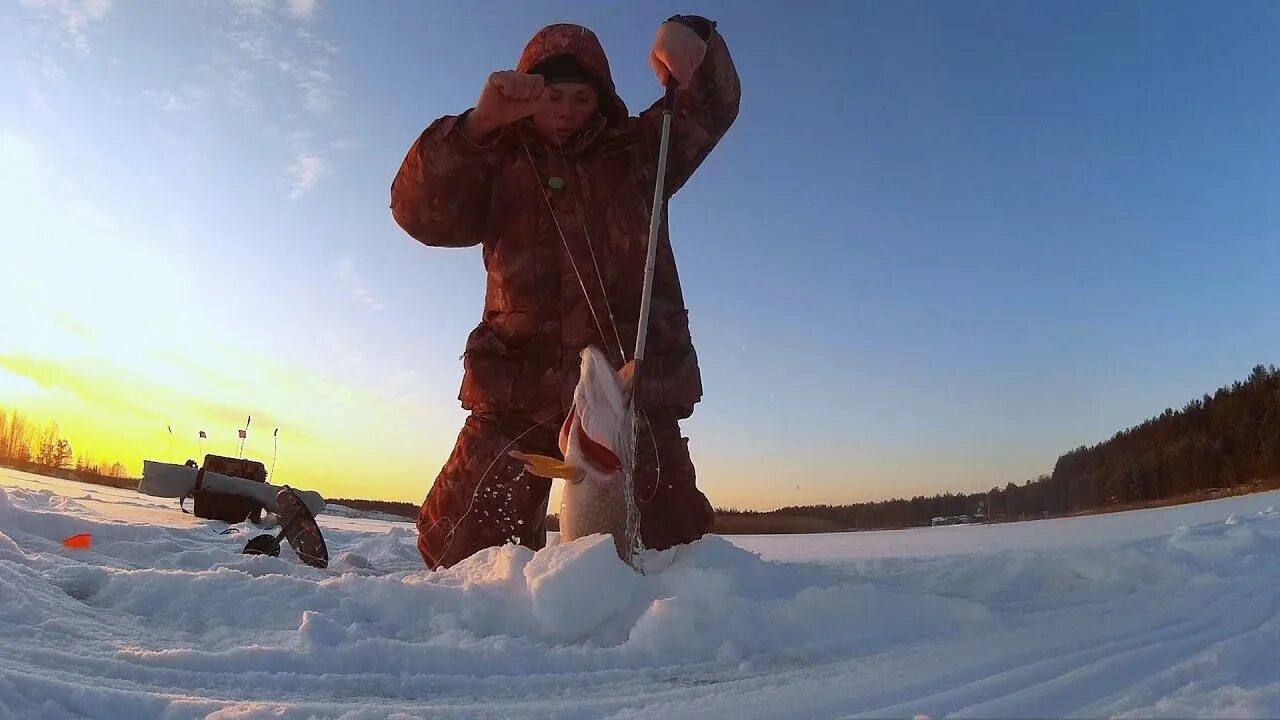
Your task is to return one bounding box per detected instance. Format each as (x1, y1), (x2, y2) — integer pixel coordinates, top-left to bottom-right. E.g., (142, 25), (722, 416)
(618, 360), (637, 393)
(509, 451), (583, 482)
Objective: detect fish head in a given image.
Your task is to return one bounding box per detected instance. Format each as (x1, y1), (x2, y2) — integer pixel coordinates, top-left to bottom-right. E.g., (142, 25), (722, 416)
(563, 346), (635, 477)
(510, 346), (634, 484)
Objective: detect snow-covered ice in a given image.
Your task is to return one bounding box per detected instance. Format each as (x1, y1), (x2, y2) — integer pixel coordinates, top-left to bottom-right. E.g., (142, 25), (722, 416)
(2, 467), (1279, 719)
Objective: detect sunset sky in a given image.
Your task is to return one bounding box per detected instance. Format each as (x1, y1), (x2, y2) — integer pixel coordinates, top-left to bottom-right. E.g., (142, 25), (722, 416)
(2, 0), (1278, 510)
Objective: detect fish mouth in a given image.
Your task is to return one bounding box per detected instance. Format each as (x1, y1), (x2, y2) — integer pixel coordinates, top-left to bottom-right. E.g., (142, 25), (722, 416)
(563, 405), (622, 475)
(576, 422), (621, 474)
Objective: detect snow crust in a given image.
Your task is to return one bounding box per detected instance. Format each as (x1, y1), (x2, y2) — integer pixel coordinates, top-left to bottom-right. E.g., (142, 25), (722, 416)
(2, 469), (1279, 719)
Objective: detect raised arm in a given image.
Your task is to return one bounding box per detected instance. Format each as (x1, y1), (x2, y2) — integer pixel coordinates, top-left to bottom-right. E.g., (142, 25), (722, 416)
(390, 112), (504, 248)
(638, 15), (741, 195)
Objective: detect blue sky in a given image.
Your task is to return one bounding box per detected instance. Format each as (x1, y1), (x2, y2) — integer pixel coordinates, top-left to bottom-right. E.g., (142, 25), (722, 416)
(2, 0), (1278, 509)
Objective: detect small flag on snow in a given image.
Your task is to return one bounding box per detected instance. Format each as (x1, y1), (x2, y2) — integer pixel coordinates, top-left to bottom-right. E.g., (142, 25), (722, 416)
(167, 425), (172, 434)
(199, 430), (207, 438)
(238, 429), (247, 439)
(274, 428), (279, 437)
(63, 533), (92, 550)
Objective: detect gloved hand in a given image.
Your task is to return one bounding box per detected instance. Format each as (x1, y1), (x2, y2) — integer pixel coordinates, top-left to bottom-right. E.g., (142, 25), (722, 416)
(465, 71), (546, 141)
(649, 21), (707, 89)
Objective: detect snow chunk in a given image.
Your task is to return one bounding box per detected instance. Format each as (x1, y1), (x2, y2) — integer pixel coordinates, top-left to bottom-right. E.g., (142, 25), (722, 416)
(523, 533), (640, 642)
(298, 610), (347, 648)
(627, 595), (698, 656)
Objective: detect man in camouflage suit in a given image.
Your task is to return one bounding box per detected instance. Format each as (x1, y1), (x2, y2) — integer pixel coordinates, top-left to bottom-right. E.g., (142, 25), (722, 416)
(391, 16), (740, 568)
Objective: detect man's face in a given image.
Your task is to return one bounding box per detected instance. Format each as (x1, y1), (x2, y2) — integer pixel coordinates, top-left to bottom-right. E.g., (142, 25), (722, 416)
(533, 81), (599, 144)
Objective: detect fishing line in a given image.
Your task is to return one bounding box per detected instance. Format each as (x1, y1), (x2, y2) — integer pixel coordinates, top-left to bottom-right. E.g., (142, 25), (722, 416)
(550, 133), (629, 365)
(520, 137), (615, 356)
(432, 411), (560, 562)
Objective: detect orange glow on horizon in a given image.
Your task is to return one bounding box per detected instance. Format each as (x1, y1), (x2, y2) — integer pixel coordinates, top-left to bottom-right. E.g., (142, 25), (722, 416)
(0, 349), (461, 505)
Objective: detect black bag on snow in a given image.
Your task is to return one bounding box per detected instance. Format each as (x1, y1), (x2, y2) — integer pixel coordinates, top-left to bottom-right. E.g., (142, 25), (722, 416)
(185, 455), (269, 523)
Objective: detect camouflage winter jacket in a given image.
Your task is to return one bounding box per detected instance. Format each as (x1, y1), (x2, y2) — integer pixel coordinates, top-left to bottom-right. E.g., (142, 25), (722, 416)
(391, 20), (740, 419)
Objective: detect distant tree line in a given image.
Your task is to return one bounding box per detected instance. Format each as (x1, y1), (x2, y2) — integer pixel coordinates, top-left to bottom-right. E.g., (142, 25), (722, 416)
(173, 365), (1280, 533)
(717, 364), (1280, 532)
(0, 405), (131, 482)
(328, 497), (419, 520)
(8, 365), (1280, 534)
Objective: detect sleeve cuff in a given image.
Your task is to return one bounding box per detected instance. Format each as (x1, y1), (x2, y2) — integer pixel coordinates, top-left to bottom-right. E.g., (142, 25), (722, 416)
(665, 14), (715, 42)
(435, 110), (501, 151)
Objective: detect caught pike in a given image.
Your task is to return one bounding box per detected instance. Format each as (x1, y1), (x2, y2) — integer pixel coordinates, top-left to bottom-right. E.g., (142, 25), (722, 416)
(511, 346), (640, 567)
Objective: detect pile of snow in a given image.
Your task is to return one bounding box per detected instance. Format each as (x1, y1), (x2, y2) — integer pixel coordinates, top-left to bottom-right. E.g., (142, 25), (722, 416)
(2, 468), (1280, 719)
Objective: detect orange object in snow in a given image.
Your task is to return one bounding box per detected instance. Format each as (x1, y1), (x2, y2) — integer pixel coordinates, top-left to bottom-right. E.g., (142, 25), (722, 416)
(62, 533), (93, 550)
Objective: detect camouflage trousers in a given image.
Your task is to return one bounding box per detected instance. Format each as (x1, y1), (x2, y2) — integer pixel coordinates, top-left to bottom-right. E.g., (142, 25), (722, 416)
(416, 411), (714, 569)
